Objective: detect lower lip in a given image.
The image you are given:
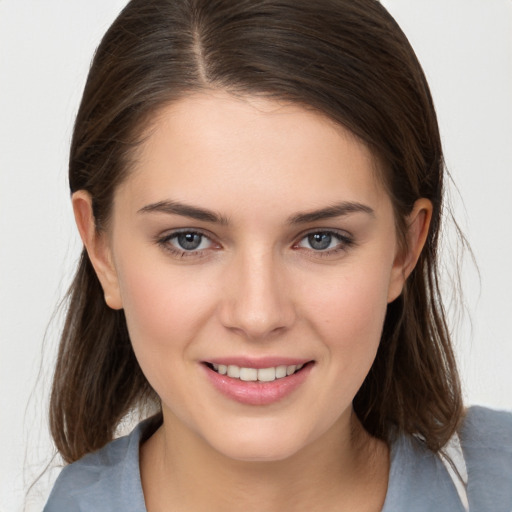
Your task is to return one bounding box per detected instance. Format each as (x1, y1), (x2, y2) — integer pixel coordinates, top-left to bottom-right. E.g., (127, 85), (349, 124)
(202, 363), (313, 406)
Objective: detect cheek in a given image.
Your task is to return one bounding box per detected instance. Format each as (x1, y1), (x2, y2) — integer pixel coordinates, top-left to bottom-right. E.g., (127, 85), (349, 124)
(303, 262), (392, 370)
(115, 261), (222, 417)
(115, 254), (216, 362)
(311, 262), (391, 326)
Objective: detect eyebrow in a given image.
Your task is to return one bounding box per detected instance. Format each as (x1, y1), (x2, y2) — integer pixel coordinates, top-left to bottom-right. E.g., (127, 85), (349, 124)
(138, 200), (229, 225)
(138, 199), (374, 225)
(287, 202), (375, 224)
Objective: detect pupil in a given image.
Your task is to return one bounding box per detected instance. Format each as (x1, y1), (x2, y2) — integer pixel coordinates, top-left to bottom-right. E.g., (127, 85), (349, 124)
(177, 233), (202, 250)
(309, 233), (331, 250)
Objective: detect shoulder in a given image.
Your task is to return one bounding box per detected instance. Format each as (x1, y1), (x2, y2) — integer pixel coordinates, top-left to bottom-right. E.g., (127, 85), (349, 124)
(382, 431), (466, 512)
(461, 405), (512, 445)
(382, 407), (512, 512)
(43, 421), (149, 512)
(460, 406), (512, 511)
(461, 405), (512, 462)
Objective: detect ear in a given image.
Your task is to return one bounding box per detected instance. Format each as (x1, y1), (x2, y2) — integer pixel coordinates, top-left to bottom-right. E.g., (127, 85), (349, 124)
(387, 198), (433, 303)
(72, 191), (123, 310)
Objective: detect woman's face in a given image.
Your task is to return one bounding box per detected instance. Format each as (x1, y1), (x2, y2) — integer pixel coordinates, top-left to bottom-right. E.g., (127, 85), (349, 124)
(86, 92), (414, 461)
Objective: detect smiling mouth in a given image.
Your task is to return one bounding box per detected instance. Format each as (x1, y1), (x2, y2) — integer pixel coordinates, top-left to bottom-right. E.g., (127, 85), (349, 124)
(204, 362), (311, 382)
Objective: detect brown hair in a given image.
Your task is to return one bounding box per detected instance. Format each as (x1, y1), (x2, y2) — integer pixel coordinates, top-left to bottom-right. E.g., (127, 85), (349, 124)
(50, 0), (463, 463)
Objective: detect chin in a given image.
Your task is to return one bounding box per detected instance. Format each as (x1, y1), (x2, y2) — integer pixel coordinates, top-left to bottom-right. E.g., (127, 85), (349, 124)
(219, 443), (301, 463)
(205, 425), (315, 463)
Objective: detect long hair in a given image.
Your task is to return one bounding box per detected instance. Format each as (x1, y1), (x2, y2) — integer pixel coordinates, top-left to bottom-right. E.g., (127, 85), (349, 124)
(50, 0), (463, 463)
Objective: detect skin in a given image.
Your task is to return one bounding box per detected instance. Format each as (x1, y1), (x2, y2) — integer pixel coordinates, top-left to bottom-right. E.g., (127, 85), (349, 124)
(74, 91), (432, 511)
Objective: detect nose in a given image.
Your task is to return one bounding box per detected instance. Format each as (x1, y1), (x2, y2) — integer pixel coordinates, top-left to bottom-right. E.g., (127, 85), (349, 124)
(218, 249), (296, 341)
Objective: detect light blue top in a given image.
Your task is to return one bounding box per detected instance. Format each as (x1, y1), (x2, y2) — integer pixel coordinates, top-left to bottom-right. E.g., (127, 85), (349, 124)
(44, 406), (512, 511)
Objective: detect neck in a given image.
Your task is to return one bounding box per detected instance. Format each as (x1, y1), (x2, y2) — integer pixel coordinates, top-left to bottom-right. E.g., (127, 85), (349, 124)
(140, 408), (390, 512)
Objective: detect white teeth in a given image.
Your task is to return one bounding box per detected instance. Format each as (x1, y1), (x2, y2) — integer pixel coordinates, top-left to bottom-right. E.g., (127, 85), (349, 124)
(286, 365), (297, 376)
(211, 363), (306, 381)
(257, 367), (276, 382)
(240, 367), (258, 381)
(275, 365), (287, 378)
(227, 365), (240, 378)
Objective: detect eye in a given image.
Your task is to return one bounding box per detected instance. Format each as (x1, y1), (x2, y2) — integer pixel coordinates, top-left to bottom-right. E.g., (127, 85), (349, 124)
(295, 230), (354, 253)
(304, 233), (335, 251)
(172, 232), (210, 251)
(157, 230), (216, 256)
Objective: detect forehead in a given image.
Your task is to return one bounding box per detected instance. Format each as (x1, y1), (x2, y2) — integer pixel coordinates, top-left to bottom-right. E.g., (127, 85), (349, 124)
(118, 91), (389, 216)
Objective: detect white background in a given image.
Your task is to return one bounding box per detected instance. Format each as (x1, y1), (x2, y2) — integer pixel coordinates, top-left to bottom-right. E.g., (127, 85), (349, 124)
(1, 1), (511, 510)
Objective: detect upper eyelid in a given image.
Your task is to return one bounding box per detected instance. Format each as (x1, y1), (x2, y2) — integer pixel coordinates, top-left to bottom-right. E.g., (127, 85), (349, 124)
(156, 230), (218, 259)
(156, 227), (354, 248)
(158, 227), (217, 242)
(292, 229), (355, 254)
(294, 228), (354, 242)
(155, 230), (218, 255)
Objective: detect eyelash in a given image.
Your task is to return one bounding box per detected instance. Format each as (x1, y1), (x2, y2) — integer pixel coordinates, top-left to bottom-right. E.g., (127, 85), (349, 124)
(156, 229), (217, 259)
(293, 230), (355, 257)
(155, 229), (355, 259)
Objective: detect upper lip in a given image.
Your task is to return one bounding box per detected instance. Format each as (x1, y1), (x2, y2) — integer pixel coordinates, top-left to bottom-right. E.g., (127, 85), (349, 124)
(203, 357), (313, 368)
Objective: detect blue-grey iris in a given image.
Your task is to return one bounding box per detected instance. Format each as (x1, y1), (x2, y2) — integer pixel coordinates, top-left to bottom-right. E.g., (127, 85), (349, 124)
(177, 233), (203, 250)
(308, 233), (332, 250)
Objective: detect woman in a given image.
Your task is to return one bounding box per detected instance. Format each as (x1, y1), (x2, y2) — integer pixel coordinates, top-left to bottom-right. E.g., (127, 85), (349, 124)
(44, 0), (512, 510)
